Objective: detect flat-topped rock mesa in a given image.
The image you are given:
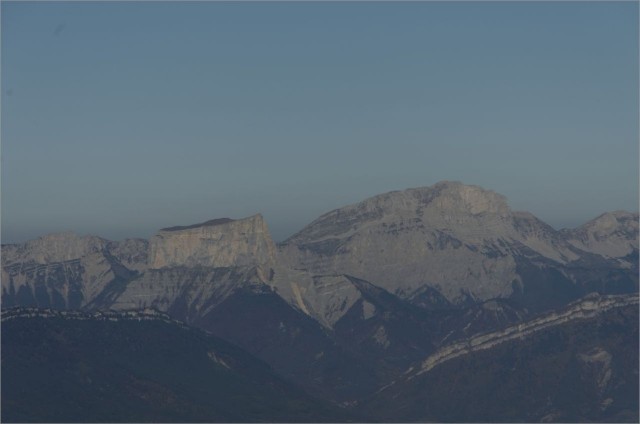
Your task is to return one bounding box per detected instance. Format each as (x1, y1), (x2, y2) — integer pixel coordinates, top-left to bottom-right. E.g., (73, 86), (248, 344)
(111, 219), (287, 321)
(148, 214), (278, 269)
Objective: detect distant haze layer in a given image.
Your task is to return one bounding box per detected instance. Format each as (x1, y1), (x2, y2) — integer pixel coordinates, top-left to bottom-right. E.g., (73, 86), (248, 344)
(1, 1), (637, 243)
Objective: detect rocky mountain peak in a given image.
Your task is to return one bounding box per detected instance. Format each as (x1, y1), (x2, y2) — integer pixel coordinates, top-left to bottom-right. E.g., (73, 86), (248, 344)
(284, 181), (512, 245)
(359, 180), (510, 217)
(1, 232), (107, 266)
(279, 182), (638, 306)
(278, 182), (523, 304)
(581, 211), (638, 235)
(148, 214), (277, 269)
(562, 211), (639, 259)
(418, 180), (510, 216)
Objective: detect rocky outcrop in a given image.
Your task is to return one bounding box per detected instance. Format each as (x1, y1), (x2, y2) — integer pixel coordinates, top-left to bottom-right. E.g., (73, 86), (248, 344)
(414, 293), (638, 375)
(1, 306), (183, 326)
(111, 266), (271, 321)
(148, 214), (277, 269)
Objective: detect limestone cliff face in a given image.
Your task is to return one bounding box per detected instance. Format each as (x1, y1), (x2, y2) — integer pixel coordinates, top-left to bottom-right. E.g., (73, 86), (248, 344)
(111, 266), (270, 321)
(414, 293), (638, 375)
(1, 234), (146, 309)
(269, 268), (363, 328)
(279, 181), (635, 304)
(1, 215), (280, 321)
(113, 215), (280, 322)
(279, 182), (519, 303)
(148, 214), (277, 269)
(2, 232), (108, 266)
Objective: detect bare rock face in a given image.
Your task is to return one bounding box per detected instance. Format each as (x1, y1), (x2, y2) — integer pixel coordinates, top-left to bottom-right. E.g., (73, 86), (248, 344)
(511, 211), (580, 263)
(279, 182), (518, 303)
(148, 214), (277, 269)
(1, 233), (145, 309)
(111, 266), (270, 321)
(270, 270), (363, 328)
(112, 215), (280, 322)
(2, 232), (107, 266)
(279, 181), (635, 305)
(562, 211), (639, 261)
(107, 239), (149, 272)
(414, 293), (638, 375)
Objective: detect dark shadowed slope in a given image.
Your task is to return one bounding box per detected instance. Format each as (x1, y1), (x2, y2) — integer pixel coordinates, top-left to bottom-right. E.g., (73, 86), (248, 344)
(1, 308), (357, 423)
(195, 284), (379, 402)
(360, 295), (639, 423)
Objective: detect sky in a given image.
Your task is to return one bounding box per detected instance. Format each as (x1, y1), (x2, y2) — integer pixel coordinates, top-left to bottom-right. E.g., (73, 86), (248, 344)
(1, 1), (638, 243)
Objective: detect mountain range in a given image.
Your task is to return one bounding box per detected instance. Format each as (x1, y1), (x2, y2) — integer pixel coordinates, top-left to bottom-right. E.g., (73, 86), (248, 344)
(2, 181), (638, 422)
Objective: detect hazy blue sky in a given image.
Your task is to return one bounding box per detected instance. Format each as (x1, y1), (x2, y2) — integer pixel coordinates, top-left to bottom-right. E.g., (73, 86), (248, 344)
(2, 1), (638, 243)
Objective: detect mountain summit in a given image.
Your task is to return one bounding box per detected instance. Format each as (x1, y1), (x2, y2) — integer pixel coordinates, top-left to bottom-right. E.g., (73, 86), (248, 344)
(279, 181), (637, 306)
(562, 211), (639, 259)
